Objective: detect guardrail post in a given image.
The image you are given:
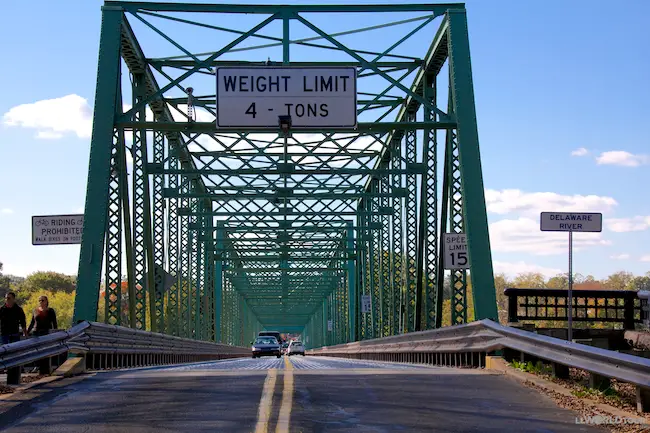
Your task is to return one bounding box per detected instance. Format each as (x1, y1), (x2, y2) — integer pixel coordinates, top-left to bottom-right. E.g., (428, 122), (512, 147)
(6, 365), (21, 385)
(38, 357), (52, 375)
(551, 362), (570, 379)
(588, 373), (610, 391)
(637, 386), (650, 413)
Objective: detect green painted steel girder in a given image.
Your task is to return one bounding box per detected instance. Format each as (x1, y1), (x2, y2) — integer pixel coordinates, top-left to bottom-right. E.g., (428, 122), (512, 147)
(218, 248), (353, 253)
(178, 211), (386, 217)
(219, 256), (351, 261)
(192, 225), (380, 232)
(148, 166), (424, 176)
(163, 189), (407, 200)
(227, 268), (345, 273)
(77, 1), (498, 350)
(116, 121), (455, 134)
(111, 2), (464, 14)
(151, 60), (421, 68)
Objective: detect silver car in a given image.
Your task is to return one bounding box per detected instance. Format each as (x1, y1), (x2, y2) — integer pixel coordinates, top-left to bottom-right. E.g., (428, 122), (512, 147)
(286, 340), (305, 356)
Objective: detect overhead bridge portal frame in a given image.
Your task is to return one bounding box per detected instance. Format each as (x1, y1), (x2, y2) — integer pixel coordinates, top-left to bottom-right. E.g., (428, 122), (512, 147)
(72, 1), (498, 348)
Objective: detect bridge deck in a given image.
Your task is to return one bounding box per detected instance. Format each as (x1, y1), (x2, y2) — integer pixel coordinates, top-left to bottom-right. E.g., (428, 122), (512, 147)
(0, 357), (600, 432)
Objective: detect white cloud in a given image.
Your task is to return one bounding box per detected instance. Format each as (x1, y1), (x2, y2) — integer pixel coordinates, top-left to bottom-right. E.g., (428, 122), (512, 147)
(3, 94), (92, 139)
(610, 254), (630, 260)
(37, 131), (64, 139)
(571, 147), (589, 157)
(606, 216), (650, 233)
(596, 151), (648, 167)
(489, 217), (610, 256)
(493, 261), (562, 278)
(484, 189), (617, 217)
(641, 255), (650, 262)
(1, 208), (14, 215)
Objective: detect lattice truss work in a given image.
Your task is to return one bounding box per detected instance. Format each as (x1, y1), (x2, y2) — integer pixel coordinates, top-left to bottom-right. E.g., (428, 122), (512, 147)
(74, 2), (498, 346)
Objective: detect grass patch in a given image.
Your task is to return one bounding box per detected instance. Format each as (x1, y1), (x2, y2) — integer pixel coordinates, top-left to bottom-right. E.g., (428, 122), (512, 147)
(510, 360), (552, 375)
(572, 385), (624, 405)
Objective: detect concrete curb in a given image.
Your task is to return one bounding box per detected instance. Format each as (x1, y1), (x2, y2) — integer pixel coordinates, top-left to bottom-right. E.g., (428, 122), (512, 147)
(0, 357), (87, 404)
(485, 356), (650, 423)
(52, 357), (86, 377)
(0, 375), (63, 401)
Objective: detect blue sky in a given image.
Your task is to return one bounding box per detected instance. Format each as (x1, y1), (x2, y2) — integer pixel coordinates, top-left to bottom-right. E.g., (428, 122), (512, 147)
(0, 0), (649, 280)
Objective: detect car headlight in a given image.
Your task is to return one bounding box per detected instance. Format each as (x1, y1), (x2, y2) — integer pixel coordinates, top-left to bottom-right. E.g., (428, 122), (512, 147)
(252, 347), (259, 351)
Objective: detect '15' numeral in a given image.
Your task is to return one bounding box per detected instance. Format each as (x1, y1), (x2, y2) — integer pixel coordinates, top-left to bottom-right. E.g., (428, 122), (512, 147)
(450, 252), (467, 266)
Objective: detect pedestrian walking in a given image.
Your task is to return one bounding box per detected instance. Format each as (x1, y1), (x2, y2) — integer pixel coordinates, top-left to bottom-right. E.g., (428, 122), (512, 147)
(0, 292), (27, 344)
(27, 295), (58, 336)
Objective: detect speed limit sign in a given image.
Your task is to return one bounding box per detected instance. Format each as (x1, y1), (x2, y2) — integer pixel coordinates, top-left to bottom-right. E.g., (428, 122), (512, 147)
(443, 233), (469, 270)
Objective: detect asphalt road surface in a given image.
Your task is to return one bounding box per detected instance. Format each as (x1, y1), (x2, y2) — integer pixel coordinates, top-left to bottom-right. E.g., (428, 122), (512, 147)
(0, 356), (603, 432)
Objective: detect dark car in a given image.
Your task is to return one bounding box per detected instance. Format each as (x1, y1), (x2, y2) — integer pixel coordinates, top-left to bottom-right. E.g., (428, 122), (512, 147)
(258, 331), (283, 344)
(251, 336), (281, 358)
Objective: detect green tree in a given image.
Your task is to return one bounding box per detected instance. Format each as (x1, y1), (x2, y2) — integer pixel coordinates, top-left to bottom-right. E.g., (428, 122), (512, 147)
(441, 299), (451, 327)
(626, 272), (650, 291)
(0, 261), (11, 298)
(494, 273), (511, 324)
(604, 271), (634, 291)
(23, 289), (75, 330)
(546, 273), (568, 289)
(511, 272), (546, 288)
(23, 271), (76, 294)
(582, 274), (597, 283)
(438, 274), (476, 326)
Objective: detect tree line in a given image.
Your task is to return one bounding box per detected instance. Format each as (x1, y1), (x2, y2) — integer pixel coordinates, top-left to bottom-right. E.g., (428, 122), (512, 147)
(2, 260), (648, 331)
(0, 262), (76, 329)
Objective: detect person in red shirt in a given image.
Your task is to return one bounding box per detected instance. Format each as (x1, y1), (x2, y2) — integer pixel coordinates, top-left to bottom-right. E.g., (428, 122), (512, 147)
(27, 295), (58, 336)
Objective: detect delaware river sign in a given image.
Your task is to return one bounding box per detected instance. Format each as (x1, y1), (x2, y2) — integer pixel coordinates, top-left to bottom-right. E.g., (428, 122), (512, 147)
(540, 211), (603, 340)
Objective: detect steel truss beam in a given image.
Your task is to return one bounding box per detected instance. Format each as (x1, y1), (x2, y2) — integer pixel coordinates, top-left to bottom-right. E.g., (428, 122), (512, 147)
(75, 2), (497, 348)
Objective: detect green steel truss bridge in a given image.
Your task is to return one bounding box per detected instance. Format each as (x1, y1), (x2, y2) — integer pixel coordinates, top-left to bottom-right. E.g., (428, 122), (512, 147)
(72, 1), (498, 348)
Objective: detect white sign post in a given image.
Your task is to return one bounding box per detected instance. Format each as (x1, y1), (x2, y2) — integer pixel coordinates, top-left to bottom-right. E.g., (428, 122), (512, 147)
(216, 67), (357, 129)
(361, 294), (371, 314)
(540, 212), (603, 341)
(443, 233), (469, 270)
(32, 214), (84, 245)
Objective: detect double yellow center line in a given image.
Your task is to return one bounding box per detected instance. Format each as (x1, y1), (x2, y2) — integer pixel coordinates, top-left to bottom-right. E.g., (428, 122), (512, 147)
(255, 357), (295, 433)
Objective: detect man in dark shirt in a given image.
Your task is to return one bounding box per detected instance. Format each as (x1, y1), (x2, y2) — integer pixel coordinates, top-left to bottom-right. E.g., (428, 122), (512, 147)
(0, 292), (27, 344)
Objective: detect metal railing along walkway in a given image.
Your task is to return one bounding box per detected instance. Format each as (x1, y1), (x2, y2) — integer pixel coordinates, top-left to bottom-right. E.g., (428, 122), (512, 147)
(307, 319), (650, 413)
(0, 321), (249, 384)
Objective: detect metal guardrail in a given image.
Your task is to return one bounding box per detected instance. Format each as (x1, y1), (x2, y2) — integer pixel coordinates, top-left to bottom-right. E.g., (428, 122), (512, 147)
(307, 319), (650, 412)
(0, 321), (249, 383)
(84, 322), (250, 355)
(82, 322), (249, 370)
(0, 322), (89, 370)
